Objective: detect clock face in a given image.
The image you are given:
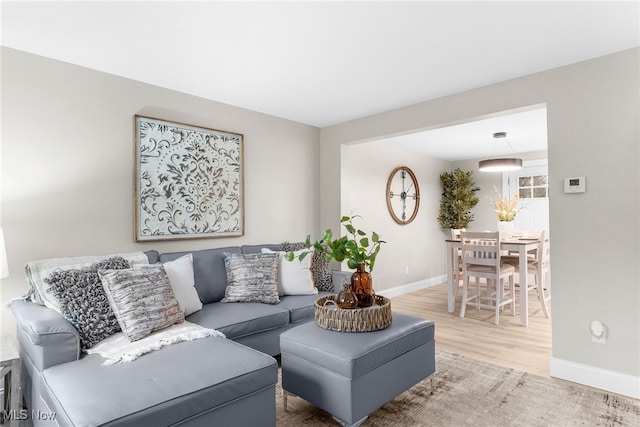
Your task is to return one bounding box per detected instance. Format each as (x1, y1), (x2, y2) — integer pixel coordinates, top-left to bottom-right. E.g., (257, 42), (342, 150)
(386, 166), (420, 225)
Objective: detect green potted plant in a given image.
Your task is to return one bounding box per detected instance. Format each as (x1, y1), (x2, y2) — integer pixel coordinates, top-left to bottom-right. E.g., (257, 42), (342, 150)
(437, 168), (480, 229)
(286, 215), (385, 307)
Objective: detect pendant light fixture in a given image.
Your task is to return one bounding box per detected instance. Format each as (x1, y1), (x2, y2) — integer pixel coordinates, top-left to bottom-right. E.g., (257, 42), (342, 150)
(478, 132), (523, 172)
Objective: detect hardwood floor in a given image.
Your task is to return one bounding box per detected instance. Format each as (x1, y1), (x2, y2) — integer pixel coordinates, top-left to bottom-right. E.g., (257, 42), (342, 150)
(389, 282), (552, 378)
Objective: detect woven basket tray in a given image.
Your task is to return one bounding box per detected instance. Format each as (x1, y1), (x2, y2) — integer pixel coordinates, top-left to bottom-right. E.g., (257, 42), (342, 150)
(314, 295), (392, 332)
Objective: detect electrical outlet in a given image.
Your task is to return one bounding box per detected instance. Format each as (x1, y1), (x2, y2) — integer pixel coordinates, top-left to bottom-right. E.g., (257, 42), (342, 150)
(590, 321), (606, 344)
(404, 266), (409, 275)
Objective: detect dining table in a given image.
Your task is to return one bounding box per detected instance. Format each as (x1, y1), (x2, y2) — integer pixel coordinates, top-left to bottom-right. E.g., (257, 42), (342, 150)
(445, 237), (540, 327)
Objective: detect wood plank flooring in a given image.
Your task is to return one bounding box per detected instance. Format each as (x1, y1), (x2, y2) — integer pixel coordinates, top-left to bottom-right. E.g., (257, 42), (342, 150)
(389, 282), (552, 378)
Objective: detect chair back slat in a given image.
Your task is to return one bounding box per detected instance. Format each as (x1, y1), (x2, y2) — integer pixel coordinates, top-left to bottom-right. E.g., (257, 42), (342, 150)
(461, 231), (501, 271)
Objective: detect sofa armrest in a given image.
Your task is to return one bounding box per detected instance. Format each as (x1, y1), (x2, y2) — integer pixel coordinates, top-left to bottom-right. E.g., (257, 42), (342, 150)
(331, 271), (352, 293)
(11, 299), (80, 371)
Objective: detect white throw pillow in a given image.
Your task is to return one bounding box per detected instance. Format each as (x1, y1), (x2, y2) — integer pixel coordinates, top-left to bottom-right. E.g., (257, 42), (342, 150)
(162, 254), (203, 316)
(262, 248), (318, 296)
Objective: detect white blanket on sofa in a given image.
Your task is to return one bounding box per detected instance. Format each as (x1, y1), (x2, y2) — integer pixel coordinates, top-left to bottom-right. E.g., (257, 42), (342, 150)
(87, 321), (226, 365)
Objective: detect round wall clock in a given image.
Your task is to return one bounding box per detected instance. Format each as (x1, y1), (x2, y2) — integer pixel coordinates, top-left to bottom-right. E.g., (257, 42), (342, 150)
(386, 166), (420, 225)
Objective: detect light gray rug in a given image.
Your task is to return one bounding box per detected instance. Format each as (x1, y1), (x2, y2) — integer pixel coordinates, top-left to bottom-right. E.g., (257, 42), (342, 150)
(276, 349), (640, 426)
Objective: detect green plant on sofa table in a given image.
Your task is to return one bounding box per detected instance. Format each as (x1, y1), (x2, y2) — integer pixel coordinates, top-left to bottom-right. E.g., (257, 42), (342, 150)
(285, 215), (385, 272)
(437, 168), (480, 229)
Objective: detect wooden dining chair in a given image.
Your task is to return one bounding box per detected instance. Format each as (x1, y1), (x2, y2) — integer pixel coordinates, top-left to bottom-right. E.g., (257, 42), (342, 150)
(502, 230), (551, 318)
(449, 228), (466, 304)
(501, 228), (540, 259)
(460, 231), (516, 325)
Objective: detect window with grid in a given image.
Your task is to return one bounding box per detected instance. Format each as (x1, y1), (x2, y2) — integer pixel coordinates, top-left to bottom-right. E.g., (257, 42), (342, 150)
(518, 174), (548, 198)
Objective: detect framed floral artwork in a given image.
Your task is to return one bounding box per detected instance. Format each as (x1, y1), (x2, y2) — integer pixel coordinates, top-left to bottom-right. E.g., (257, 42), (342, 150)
(134, 116), (244, 241)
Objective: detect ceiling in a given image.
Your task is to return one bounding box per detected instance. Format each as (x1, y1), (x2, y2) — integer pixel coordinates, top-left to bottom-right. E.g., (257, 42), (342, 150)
(2, 1), (638, 160)
(378, 107), (548, 161)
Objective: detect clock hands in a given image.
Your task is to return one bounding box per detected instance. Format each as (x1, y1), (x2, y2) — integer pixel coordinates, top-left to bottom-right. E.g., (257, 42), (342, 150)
(390, 182), (418, 200)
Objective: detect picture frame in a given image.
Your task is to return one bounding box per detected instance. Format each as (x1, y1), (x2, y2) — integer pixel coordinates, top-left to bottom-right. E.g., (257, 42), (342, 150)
(134, 115), (244, 241)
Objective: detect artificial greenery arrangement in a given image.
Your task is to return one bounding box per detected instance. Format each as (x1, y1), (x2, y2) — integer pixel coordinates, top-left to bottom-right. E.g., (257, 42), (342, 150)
(285, 215), (385, 271)
(437, 168), (480, 229)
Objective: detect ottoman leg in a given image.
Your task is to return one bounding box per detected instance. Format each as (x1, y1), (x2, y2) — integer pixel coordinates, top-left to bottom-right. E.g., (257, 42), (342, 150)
(333, 415), (368, 427)
(283, 389), (300, 413)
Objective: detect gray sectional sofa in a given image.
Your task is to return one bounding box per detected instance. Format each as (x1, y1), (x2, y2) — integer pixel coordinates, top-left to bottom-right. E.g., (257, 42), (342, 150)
(11, 243), (345, 427)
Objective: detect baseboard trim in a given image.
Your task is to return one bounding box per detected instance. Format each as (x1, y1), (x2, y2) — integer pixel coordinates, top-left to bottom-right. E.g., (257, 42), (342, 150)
(377, 278), (640, 400)
(376, 275), (447, 299)
(550, 357), (640, 399)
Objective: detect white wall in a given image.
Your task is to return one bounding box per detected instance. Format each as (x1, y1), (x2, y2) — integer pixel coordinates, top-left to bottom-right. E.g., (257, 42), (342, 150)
(0, 47), (320, 336)
(321, 48), (639, 396)
(338, 142), (547, 292)
(340, 141), (450, 291)
(2, 45), (638, 397)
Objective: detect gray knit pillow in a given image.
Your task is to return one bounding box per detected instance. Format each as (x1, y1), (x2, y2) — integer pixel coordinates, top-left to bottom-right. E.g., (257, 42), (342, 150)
(221, 252), (280, 304)
(99, 266), (185, 342)
(282, 242), (333, 292)
(44, 257), (130, 350)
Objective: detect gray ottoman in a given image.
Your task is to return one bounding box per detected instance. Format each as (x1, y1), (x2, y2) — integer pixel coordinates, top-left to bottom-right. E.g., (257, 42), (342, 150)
(280, 312), (435, 426)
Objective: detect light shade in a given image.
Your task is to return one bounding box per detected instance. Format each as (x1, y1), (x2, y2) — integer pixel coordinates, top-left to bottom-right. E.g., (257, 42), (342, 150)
(478, 158), (523, 172)
(0, 228), (8, 279)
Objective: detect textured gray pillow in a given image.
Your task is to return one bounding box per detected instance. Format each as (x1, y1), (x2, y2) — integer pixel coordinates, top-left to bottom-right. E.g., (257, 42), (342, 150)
(221, 252), (280, 304)
(44, 257), (130, 351)
(99, 266), (185, 342)
(282, 242), (333, 292)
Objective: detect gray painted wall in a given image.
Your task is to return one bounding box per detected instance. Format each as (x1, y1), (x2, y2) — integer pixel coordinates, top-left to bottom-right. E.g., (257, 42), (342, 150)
(339, 141), (451, 290)
(321, 48), (640, 392)
(0, 47), (321, 336)
(1, 46), (637, 396)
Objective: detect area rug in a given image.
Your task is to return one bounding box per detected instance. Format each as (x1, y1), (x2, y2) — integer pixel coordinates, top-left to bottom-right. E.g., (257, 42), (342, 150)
(275, 349), (640, 426)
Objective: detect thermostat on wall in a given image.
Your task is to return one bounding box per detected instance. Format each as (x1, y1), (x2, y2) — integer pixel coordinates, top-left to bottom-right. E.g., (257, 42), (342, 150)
(564, 176), (586, 193)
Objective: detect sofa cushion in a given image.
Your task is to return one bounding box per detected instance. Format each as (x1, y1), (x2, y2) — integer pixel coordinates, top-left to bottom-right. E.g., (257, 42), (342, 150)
(144, 250), (160, 264)
(43, 257), (130, 350)
(99, 266), (185, 341)
(42, 337), (277, 427)
(282, 242), (334, 292)
(278, 292), (332, 323)
(280, 313), (435, 379)
(186, 302), (289, 340)
(262, 248), (318, 296)
(221, 252), (280, 304)
(159, 246), (241, 304)
(25, 252), (151, 310)
(162, 254), (203, 316)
